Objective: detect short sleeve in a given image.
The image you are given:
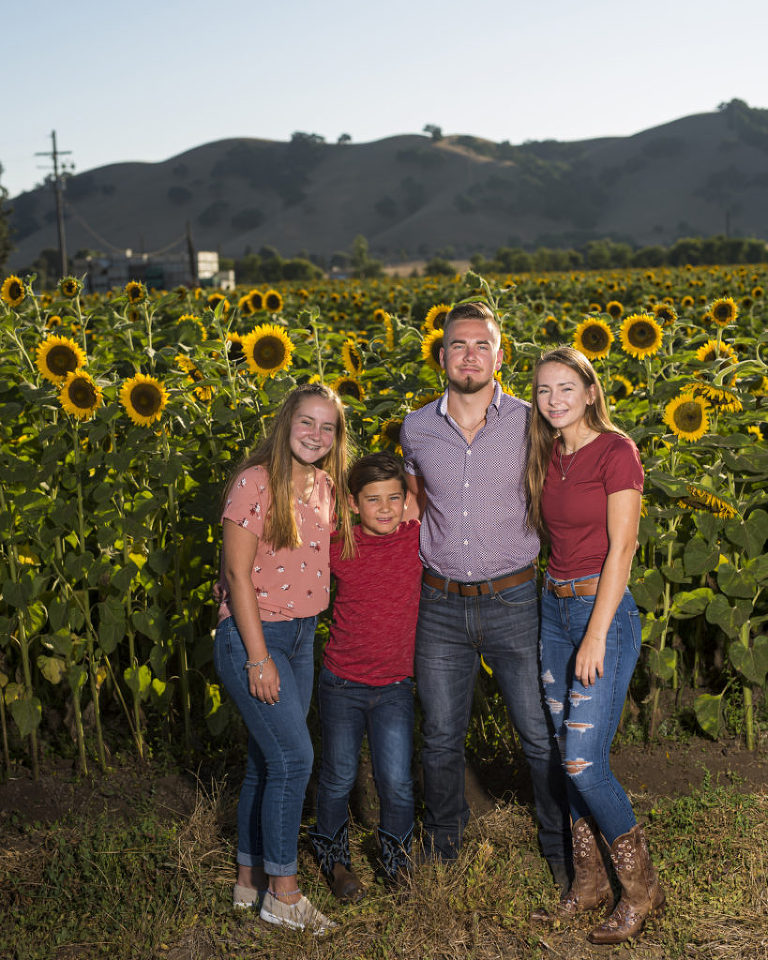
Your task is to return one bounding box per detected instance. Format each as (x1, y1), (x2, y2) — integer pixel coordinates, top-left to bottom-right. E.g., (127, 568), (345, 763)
(603, 437), (644, 495)
(221, 467), (268, 537)
(400, 415), (420, 477)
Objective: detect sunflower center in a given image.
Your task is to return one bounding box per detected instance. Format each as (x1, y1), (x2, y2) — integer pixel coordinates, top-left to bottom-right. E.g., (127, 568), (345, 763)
(68, 377), (97, 409)
(384, 420), (402, 444)
(266, 296), (281, 311)
(672, 401), (704, 432)
(47, 345), (79, 376)
(583, 325), (610, 350)
(254, 336), (287, 369)
(430, 338), (443, 364)
(130, 383), (162, 416)
(628, 321), (655, 346)
(9, 280), (22, 300)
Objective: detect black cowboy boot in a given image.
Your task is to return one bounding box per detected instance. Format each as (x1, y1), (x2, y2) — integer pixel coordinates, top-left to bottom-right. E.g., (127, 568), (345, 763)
(308, 820), (364, 902)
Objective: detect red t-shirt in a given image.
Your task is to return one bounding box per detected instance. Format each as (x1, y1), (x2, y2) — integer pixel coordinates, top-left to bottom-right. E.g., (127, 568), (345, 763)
(542, 432), (643, 580)
(324, 520), (422, 685)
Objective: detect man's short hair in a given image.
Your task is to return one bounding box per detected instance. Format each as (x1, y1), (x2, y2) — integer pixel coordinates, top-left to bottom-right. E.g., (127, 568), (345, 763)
(443, 301), (501, 346)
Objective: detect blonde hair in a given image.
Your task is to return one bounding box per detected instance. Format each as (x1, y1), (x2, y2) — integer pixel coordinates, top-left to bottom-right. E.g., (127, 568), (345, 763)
(525, 347), (628, 535)
(223, 383), (354, 556)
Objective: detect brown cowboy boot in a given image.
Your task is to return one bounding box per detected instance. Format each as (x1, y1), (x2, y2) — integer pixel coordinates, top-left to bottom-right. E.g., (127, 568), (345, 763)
(308, 821), (364, 903)
(588, 823), (666, 944)
(531, 817), (613, 923)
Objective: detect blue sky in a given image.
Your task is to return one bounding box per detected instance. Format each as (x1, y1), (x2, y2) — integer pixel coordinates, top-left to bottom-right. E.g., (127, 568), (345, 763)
(4, 0), (767, 199)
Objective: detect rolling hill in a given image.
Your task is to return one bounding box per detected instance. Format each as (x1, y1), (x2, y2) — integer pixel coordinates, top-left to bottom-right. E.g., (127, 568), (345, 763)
(6, 99), (768, 270)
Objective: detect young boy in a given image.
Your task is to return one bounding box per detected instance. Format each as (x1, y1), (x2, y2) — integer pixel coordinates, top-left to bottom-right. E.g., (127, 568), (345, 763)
(308, 452), (422, 900)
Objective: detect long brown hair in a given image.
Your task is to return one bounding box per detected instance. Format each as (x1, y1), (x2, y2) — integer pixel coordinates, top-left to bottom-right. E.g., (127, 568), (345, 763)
(525, 346), (628, 535)
(223, 382), (354, 555)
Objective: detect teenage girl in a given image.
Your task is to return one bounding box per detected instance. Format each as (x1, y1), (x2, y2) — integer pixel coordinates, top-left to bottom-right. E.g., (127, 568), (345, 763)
(525, 347), (665, 945)
(214, 382), (352, 934)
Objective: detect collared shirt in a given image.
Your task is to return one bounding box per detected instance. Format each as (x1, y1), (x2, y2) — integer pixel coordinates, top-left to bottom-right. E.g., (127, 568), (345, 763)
(400, 381), (540, 581)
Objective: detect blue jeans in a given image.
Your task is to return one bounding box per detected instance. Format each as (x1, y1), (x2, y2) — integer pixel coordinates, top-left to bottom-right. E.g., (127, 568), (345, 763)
(213, 614), (317, 876)
(540, 577), (641, 845)
(415, 572), (570, 865)
(315, 666), (414, 843)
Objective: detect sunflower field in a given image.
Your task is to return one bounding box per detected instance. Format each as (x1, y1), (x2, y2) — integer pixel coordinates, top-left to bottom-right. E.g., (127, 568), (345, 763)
(1, 263), (767, 778)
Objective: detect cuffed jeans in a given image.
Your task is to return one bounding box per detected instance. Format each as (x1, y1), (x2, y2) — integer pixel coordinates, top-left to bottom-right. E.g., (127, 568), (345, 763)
(540, 577), (641, 845)
(415, 571), (570, 865)
(315, 666), (414, 843)
(213, 614), (317, 876)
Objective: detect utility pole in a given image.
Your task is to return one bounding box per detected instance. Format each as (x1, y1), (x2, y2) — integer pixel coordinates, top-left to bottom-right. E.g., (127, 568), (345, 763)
(35, 131), (73, 278)
(186, 221), (198, 286)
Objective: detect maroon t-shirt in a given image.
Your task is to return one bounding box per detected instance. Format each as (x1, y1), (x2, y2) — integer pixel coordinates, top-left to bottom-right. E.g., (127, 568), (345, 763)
(324, 520), (422, 685)
(542, 432), (643, 580)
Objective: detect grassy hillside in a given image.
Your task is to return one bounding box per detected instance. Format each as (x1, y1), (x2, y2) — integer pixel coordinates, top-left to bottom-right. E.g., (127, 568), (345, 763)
(7, 99), (768, 269)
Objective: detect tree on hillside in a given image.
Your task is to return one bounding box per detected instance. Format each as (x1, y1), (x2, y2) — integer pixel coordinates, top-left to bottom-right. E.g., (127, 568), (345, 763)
(423, 124), (443, 141)
(0, 164), (13, 273)
(337, 133), (352, 144)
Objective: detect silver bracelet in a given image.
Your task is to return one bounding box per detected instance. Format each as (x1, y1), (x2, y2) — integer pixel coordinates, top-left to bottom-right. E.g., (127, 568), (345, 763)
(244, 654), (271, 680)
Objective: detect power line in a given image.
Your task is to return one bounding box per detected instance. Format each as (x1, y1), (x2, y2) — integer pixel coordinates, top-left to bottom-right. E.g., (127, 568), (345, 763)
(64, 199), (187, 258)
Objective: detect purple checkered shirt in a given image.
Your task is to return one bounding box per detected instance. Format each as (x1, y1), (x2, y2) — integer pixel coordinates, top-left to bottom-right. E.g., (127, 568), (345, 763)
(400, 381), (540, 581)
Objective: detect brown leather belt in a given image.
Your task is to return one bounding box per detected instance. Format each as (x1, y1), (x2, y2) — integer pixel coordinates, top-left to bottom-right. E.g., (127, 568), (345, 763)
(423, 566), (535, 597)
(546, 577), (600, 598)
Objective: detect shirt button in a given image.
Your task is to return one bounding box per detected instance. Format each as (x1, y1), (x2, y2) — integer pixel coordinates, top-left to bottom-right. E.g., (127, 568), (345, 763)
(467, 571), (472, 577)
(464, 481), (469, 487)
(466, 449), (472, 455)
(463, 539), (469, 546)
(463, 511), (468, 517)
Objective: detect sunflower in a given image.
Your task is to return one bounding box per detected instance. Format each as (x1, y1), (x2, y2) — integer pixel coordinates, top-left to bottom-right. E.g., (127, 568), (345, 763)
(264, 289), (283, 313)
(500, 332), (513, 365)
(752, 285), (764, 300)
(46, 314), (62, 329)
(695, 339), (737, 365)
(663, 393), (710, 442)
(605, 300), (623, 321)
(174, 285), (188, 301)
(1, 274), (25, 307)
(609, 375), (634, 402)
(373, 307), (389, 324)
(677, 484), (737, 519)
(332, 375), (365, 401)
(242, 323), (293, 377)
(709, 296), (738, 327)
(207, 293), (230, 313)
(341, 339), (364, 375)
(680, 295), (695, 310)
(59, 276), (81, 299)
(125, 280), (147, 304)
(237, 293), (253, 314)
(380, 417), (403, 451)
(247, 289), (264, 312)
(749, 376), (768, 397)
(424, 303), (452, 333)
(652, 303), (677, 326)
(176, 313), (208, 342)
(120, 374), (169, 426)
(747, 423), (768, 441)
(59, 371), (102, 420)
(421, 329), (444, 373)
(177, 355), (213, 402)
(226, 332), (245, 363)
(412, 390), (442, 410)
(574, 317), (613, 360)
(691, 383), (742, 413)
(619, 313), (663, 359)
(36, 335), (87, 384)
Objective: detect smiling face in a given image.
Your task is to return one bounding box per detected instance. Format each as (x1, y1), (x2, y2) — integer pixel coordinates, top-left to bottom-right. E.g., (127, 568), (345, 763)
(350, 477), (406, 537)
(288, 396), (338, 465)
(535, 361), (596, 433)
(440, 317), (502, 395)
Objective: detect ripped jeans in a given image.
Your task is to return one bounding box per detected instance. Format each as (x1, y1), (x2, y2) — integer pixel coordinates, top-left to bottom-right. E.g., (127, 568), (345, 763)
(540, 577), (641, 845)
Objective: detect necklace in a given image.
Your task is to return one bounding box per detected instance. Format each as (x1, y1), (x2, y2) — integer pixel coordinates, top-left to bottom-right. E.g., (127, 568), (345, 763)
(453, 412), (486, 439)
(558, 441), (579, 481)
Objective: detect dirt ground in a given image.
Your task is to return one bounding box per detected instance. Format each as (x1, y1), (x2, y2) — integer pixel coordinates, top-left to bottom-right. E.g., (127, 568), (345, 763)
(1, 735), (766, 831)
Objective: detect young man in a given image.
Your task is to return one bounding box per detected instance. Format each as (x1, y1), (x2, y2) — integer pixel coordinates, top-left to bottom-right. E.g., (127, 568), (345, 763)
(399, 301), (571, 891)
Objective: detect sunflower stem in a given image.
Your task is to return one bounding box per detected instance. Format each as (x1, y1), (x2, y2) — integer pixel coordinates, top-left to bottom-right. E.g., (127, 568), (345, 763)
(68, 669), (88, 777)
(0, 691), (11, 780)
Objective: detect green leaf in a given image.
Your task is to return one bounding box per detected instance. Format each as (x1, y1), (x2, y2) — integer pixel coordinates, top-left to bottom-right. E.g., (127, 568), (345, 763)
(37, 655), (67, 685)
(693, 511), (722, 542)
(670, 588), (714, 619)
(694, 692), (726, 739)
(660, 559), (689, 584)
(640, 613), (665, 645)
(728, 636), (768, 686)
(744, 554), (768, 585)
(111, 561), (138, 593)
(724, 509), (768, 559)
(2, 579), (25, 608)
(132, 606), (166, 643)
(66, 664), (88, 691)
(96, 598), (126, 654)
(646, 646), (677, 681)
(683, 537), (720, 576)
(705, 594), (751, 639)
(21, 601), (47, 637)
(10, 695), (42, 737)
(123, 664), (152, 700)
(717, 563), (757, 599)
(631, 568), (665, 611)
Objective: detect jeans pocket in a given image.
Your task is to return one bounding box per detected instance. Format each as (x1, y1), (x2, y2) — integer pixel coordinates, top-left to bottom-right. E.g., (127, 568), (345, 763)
(420, 584), (445, 603)
(321, 667), (348, 689)
(492, 582), (537, 608)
